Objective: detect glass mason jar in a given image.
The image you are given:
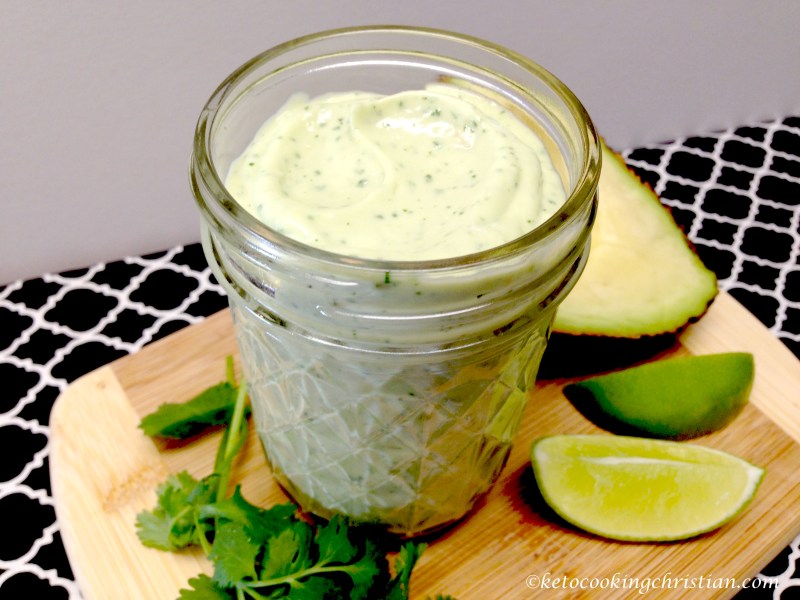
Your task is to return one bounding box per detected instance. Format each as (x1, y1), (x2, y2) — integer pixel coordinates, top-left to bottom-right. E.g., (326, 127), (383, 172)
(191, 26), (600, 535)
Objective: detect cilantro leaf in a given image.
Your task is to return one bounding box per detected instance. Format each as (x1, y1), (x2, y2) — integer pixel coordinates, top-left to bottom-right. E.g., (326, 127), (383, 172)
(210, 521), (260, 587)
(135, 471), (216, 551)
(312, 518), (386, 599)
(200, 488), (297, 544)
(260, 523), (316, 580)
(339, 536), (385, 600)
(385, 541), (426, 600)
(178, 574), (234, 599)
(140, 381), (242, 439)
(254, 516), (384, 600)
(314, 515), (359, 565)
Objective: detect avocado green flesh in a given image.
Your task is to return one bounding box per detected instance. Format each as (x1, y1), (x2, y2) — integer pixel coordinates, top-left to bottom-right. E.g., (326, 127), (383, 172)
(553, 142), (718, 338)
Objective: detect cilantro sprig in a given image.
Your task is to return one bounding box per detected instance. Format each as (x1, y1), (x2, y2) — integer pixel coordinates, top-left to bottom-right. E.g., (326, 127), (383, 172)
(136, 356), (441, 600)
(139, 356), (247, 440)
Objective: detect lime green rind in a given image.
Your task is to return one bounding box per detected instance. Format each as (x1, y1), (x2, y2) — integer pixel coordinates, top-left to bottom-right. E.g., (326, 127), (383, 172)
(564, 353), (754, 439)
(530, 434), (765, 542)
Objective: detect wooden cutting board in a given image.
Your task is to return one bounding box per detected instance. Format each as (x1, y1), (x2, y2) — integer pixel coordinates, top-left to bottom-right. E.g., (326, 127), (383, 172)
(50, 291), (800, 599)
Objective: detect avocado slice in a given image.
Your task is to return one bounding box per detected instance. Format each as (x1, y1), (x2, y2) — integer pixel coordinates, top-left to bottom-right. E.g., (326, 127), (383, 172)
(553, 142), (718, 338)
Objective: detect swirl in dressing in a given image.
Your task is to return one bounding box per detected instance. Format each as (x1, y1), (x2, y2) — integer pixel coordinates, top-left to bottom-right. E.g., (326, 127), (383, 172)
(225, 83), (566, 260)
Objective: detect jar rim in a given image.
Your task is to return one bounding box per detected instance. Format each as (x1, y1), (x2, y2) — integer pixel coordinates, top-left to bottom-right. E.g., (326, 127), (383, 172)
(192, 25), (601, 272)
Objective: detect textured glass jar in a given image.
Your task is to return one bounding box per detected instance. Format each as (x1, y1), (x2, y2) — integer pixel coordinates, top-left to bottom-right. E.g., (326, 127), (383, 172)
(191, 26), (600, 535)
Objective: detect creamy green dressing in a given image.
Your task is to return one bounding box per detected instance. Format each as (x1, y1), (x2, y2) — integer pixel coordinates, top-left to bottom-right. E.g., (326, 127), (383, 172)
(225, 83), (566, 260)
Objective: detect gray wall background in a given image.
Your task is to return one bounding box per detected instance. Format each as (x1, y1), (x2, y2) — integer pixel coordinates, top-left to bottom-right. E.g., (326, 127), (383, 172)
(3, 0), (799, 284)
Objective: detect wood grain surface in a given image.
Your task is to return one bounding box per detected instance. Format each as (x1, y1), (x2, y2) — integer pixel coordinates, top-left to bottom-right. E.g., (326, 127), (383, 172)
(50, 292), (800, 599)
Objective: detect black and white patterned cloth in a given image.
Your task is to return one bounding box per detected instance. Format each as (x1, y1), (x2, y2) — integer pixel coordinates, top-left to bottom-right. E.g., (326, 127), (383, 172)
(1, 117), (798, 598)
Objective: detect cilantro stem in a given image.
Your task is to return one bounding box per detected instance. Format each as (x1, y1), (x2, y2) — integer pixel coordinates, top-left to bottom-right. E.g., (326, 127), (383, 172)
(241, 589), (271, 600)
(241, 562), (366, 591)
(215, 379), (249, 503)
(225, 355), (236, 386)
(193, 512), (213, 556)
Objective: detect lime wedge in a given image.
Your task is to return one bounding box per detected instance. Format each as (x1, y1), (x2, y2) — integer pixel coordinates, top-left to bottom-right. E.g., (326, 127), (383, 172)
(531, 434), (764, 541)
(563, 352), (754, 439)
